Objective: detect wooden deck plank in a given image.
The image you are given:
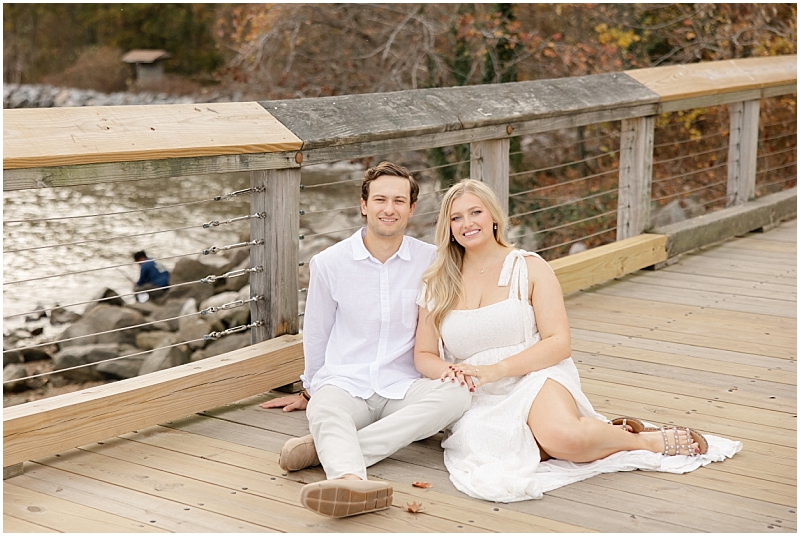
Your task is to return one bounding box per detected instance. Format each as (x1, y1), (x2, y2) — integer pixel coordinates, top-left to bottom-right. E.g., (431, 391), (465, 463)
(629, 270), (797, 301)
(2, 514), (58, 533)
(75, 437), (490, 533)
(124, 425), (592, 533)
(31, 448), (384, 533)
(14, 462), (271, 532)
(4, 482), (168, 532)
(724, 235), (798, 254)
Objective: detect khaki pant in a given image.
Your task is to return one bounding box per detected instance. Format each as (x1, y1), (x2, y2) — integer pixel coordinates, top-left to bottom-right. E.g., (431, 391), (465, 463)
(307, 379), (472, 480)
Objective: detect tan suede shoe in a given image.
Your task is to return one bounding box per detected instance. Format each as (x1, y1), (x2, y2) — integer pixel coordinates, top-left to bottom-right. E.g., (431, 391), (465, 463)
(300, 479), (393, 518)
(278, 434), (320, 472)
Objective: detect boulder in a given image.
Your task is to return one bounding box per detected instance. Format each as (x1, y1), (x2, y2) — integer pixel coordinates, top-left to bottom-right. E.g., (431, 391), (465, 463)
(150, 299), (187, 332)
(163, 282), (216, 309)
(49, 306), (83, 325)
(178, 298), (198, 331)
(199, 291), (241, 312)
(138, 336), (191, 375)
(96, 346), (144, 380)
(3, 350), (23, 367)
(171, 258), (214, 285)
(83, 288), (124, 315)
(52, 343), (120, 381)
(20, 347), (54, 362)
(3, 364), (29, 392)
(190, 332), (251, 362)
(125, 300), (160, 317)
(178, 317), (211, 350)
(59, 305), (145, 347)
(135, 330), (175, 351)
(221, 248), (250, 274)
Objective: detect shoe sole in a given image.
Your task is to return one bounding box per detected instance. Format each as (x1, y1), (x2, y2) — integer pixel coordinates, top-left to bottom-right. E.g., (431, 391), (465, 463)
(300, 482), (393, 518)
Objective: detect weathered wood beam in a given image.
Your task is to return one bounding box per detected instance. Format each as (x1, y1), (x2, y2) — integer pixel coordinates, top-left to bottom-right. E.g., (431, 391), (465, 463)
(470, 138), (510, 215)
(727, 100), (761, 206)
(550, 234), (668, 295)
(617, 116), (655, 240)
(250, 169), (301, 341)
(2, 152), (300, 192)
(3, 335), (304, 471)
(654, 188), (797, 257)
(656, 84), (796, 114)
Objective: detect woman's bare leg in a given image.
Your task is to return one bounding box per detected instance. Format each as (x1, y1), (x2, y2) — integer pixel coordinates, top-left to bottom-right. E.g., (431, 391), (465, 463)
(528, 379), (698, 462)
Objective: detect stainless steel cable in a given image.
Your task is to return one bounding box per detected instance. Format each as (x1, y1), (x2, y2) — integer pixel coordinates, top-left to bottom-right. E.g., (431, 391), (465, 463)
(515, 227), (616, 250)
(652, 145), (728, 166)
(300, 225), (362, 240)
(3, 198), (212, 225)
(651, 179), (727, 203)
(3, 297), (262, 354)
(651, 162), (728, 185)
(3, 267), (259, 320)
(756, 146), (797, 160)
(653, 129), (727, 150)
(756, 161), (797, 175)
(509, 189), (618, 220)
(509, 168), (618, 199)
(758, 131), (797, 144)
(509, 151), (619, 179)
(525, 209), (617, 236)
(2, 321), (263, 384)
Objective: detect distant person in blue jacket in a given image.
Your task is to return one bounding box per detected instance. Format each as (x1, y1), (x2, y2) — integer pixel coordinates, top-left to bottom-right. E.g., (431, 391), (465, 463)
(133, 250), (170, 302)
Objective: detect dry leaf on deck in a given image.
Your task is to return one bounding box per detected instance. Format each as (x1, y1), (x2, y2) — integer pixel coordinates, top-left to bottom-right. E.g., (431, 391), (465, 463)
(406, 501), (424, 513)
(412, 481), (432, 488)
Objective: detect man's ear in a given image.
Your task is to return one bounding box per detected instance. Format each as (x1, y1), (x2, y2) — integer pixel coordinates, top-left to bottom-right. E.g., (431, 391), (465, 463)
(360, 198), (367, 216)
(409, 202), (417, 216)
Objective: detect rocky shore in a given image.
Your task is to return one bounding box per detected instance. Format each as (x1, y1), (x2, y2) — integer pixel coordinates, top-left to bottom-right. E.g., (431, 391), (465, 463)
(3, 232), (264, 407)
(3, 83), (242, 109)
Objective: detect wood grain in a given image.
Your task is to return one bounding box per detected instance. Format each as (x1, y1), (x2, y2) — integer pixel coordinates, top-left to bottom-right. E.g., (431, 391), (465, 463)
(4, 335), (303, 467)
(3, 102), (302, 170)
(625, 55), (797, 102)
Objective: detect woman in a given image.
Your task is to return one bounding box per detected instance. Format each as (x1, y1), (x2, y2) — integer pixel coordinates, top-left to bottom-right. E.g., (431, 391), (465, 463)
(413, 179), (741, 502)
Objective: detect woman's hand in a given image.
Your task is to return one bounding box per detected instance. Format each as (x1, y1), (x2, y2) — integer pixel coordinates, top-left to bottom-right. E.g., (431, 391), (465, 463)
(439, 365), (476, 392)
(447, 363), (504, 390)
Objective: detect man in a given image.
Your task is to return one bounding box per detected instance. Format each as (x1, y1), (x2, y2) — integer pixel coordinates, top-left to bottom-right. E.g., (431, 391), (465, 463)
(261, 161), (471, 518)
(133, 250), (170, 302)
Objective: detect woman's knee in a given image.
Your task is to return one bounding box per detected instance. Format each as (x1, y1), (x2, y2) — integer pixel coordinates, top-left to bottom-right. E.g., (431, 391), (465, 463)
(533, 420), (589, 458)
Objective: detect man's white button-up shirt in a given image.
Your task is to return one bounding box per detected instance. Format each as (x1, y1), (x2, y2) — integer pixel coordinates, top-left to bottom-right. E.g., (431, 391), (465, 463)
(301, 228), (436, 399)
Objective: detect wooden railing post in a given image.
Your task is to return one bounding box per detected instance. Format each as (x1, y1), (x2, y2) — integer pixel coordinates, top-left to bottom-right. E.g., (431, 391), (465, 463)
(470, 139), (510, 216)
(250, 168), (301, 342)
(617, 115), (655, 240)
(727, 99), (761, 206)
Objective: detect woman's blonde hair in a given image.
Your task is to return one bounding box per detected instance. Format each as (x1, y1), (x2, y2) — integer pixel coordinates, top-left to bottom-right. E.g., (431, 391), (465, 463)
(420, 179), (512, 335)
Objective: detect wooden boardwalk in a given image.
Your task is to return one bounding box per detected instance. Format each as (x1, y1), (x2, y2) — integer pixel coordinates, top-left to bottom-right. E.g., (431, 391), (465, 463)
(4, 220), (796, 533)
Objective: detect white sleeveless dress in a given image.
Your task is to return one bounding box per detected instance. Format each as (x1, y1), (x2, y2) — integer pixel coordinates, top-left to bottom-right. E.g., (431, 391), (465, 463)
(434, 249), (742, 503)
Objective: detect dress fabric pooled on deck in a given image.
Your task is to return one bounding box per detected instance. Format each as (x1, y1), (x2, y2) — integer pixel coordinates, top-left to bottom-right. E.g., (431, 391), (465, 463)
(425, 249), (742, 503)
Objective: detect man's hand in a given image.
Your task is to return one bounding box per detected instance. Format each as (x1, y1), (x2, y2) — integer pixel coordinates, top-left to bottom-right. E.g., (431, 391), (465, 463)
(259, 394), (308, 412)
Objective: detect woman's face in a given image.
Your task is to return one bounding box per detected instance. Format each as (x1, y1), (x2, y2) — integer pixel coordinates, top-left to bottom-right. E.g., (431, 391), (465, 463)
(449, 192), (496, 249)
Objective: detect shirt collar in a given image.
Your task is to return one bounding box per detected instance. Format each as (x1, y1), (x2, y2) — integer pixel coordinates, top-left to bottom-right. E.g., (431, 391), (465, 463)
(350, 228), (411, 262)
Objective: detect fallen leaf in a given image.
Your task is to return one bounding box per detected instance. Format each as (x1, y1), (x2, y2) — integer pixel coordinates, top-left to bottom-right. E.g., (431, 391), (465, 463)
(412, 481), (432, 488)
(406, 501), (424, 513)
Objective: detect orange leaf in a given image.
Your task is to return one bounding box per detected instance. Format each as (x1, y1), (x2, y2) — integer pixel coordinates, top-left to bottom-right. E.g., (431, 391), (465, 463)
(406, 501), (424, 513)
(412, 481), (433, 488)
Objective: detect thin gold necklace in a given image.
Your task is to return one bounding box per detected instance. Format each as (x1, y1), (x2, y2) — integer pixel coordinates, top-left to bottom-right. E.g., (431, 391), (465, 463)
(464, 253), (502, 274)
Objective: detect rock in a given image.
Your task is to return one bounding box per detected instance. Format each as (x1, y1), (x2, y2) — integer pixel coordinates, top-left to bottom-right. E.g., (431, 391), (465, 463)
(199, 291), (244, 330)
(125, 300), (160, 317)
(191, 332), (251, 362)
(52, 343), (120, 381)
(25, 305), (47, 322)
(20, 347), (53, 362)
(83, 288), (124, 315)
(3, 350), (23, 367)
(138, 336), (191, 375)
(164, 282), (216, 309)
(221, 248), (250, 274)
(568, 242), (588, 255)
(199, 291), (240, 312)
(171, 258), (215, 285)
(59, 305), (145, 347)
(29, 326), (44, 337)
(12, 329), (32, 340)
(96, 346), (144, 380)
(3, 364), (29, 392)
(50, 306), (82, 325)
(178, 298), (198, 331)
(178, 317), (211, 350)
(150, 299), (187, 332)
(135, 331), (175, 351)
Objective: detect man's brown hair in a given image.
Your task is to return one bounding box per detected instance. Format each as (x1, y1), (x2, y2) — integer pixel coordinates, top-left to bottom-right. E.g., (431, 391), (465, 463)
(361, 161), (419, 206)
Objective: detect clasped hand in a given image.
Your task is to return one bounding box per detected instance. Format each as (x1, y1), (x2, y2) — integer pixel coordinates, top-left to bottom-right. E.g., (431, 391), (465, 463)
(439, 363), (500, 391)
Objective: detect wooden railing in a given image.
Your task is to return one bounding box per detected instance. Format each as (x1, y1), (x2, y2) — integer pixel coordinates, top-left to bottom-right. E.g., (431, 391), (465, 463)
(3, 55), (796, 477)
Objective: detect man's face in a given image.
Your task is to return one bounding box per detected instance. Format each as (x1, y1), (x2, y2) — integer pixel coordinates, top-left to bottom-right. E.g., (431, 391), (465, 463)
(360, 175), (416, 239)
